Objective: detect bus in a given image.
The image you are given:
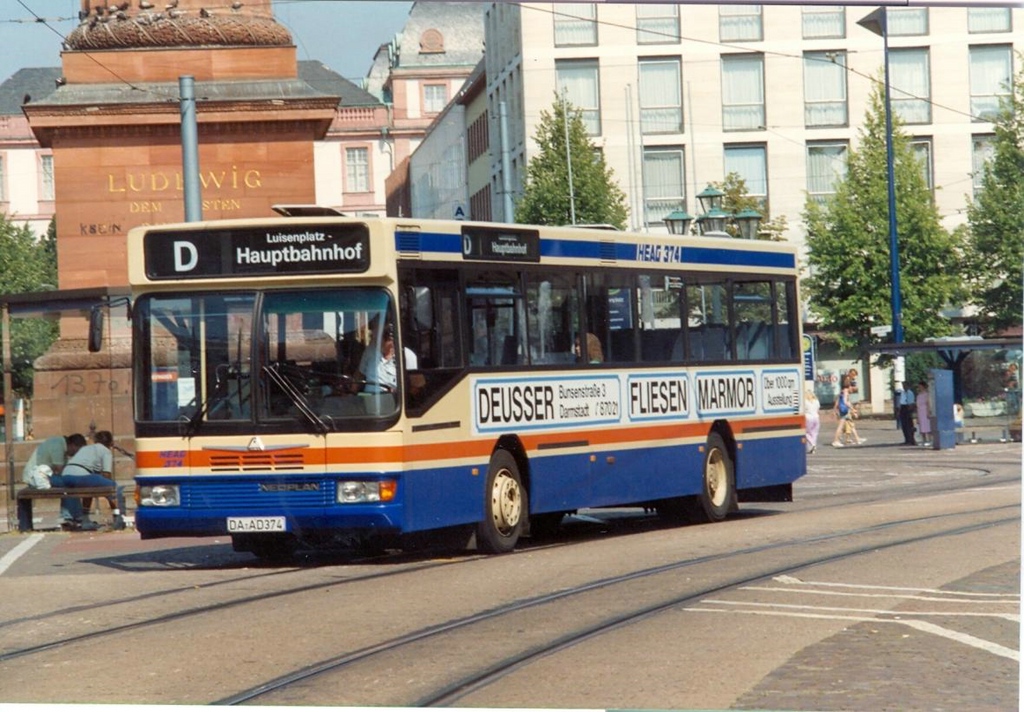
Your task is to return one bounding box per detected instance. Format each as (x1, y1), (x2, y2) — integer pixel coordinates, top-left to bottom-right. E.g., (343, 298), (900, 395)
(116, 212), (806, 558)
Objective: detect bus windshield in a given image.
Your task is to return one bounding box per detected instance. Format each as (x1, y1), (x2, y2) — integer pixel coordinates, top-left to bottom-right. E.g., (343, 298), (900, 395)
(134, 288), (400, 431)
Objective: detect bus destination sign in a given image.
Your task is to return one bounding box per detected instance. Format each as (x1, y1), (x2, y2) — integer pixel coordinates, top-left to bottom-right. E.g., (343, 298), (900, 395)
(462, 226), (540, 262)
(144, 224), (371, 280)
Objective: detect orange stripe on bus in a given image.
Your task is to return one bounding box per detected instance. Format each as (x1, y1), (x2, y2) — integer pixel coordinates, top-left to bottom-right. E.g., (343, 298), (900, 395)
(135, 415), (803, 471)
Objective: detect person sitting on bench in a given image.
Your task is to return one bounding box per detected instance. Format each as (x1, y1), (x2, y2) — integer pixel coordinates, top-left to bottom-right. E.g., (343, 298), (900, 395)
(57, 430), (126, 531)
(22, 433), (87, 524)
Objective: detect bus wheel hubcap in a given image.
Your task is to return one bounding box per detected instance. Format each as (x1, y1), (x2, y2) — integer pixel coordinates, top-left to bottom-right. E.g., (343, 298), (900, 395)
(491, 470), (522, 534)
(706, 450), (727, 507)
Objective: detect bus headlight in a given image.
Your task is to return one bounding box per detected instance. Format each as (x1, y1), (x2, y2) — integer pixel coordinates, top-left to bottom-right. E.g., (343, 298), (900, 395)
(138, 485), (180, 507)
(337, 480), (396, 504)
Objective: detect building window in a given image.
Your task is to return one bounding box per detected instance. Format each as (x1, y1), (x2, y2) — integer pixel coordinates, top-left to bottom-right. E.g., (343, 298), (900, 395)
(556, 59), (601, 135)
(639, 58), (682, 134)
(719, 5), (762, 42)
(424, 84), (448, 114)
(721, 54), (764, 131)
(890, 48), (931, 124)
(0, 155), (6, 202)
(804, 51), (847, 128)
(972, 135), (995, 192)
(806, 142), (848, 205)
(969, 44), (1012, 122)
(909, 138), (933, 192)
(887, 8), (928, 36)
(468, 111), (489, 163)
(643, 147), (686, 228)
(802, 6), (845, 39)
(724, 145), (767, 210)
(470, 184), (492, 222)
(553, 3), (596, 46)
(40, 154), (54, 201)
(345, 147), (369, 193)
(968, 8), (1011, 33)
(636, 4), (679, 44)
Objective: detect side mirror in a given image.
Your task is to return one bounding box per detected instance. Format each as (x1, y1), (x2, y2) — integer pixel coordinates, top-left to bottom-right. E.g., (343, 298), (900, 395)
(88, 308), (104, 352)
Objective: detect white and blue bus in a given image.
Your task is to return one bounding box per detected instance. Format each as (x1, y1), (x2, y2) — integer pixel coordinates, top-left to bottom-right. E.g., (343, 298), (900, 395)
(123, 213), (805, 558)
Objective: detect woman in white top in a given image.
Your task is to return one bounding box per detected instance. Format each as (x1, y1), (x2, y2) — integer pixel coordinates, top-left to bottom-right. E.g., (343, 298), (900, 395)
(804, 386), (821, 454)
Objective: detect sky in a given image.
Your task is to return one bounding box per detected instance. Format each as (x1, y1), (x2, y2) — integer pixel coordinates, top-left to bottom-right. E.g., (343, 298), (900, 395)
(1, 0), (414, 84)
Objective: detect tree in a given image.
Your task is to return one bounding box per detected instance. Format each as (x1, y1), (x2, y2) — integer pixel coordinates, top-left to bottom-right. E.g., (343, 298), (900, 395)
(0, 216), (59, 396)
(715, 173), (788, 241)
(964, 56), (1024, 334)
(515, 97), (628, 229)
(803, 83), (966, 351)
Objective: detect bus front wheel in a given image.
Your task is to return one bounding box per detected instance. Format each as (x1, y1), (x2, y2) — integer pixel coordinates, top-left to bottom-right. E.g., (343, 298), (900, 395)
(476, 450), (525, 554)
(693, 432), (736, 523)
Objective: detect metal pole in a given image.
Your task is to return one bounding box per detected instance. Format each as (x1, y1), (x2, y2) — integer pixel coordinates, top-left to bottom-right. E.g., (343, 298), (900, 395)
(562, 90), (576, 225)
(499, 101), (514, 223)
(179, 76), (202, 222)
(2, 302), (13, 532)
(881, 14), (903, 344)
(625, 84), (639, 231)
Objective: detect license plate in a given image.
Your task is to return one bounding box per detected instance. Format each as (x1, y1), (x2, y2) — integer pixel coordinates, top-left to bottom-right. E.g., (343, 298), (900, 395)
(227, 516), (287, 533)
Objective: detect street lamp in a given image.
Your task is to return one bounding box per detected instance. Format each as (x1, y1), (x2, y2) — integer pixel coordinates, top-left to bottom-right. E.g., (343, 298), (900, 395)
(663, 209), (694, 236)
(733, 208), (762, 240)
(695, 185), (729, 235)
(858, 7), (904, 346)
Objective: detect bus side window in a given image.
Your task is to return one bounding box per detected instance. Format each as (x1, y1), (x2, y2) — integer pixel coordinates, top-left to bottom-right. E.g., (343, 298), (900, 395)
(774, 279), (797, 359)
(526, 272), (577, 365)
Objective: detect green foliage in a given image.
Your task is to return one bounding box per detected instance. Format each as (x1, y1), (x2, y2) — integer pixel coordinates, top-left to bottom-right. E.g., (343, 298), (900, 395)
(964, 55), (1024, 334)
(715, 173), (788, 241)
(803, 83), (966, 351)
(0, 216), (59, 396)
(515, 97), (629, 230)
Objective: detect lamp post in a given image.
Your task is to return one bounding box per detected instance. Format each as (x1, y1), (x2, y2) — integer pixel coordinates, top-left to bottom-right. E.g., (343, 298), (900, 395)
(663, 209), (694, 236)
(858, 7), (904, 347)
(733, 208), (763, 240)
(695, 185), (730, 235)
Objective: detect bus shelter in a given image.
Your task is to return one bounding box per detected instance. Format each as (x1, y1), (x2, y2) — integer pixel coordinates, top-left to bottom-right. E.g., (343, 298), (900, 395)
(870, 336), (1022, 443)
(1, 287), (130, 531)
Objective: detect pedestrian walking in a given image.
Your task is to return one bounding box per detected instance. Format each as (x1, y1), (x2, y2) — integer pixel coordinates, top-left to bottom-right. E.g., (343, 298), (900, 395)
(832, 381), (865, 448)
(804, 386), (821, 454)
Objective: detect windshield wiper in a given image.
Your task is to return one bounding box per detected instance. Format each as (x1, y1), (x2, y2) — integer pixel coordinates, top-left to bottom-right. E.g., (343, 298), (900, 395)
(181, 375), (230, 438)
(262, 364), (330, 435)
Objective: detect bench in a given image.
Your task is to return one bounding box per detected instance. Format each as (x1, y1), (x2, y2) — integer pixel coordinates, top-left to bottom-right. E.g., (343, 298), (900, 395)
(16, 486), (117, 532)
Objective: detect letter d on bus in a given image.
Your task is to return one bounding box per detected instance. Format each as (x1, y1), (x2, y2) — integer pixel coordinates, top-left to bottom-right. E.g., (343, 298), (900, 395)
(174, 241), (198, 272)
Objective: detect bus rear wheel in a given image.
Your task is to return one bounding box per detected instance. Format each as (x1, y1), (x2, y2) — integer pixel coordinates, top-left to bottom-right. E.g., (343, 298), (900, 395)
(692, 432), (736, 523)
(476, 450), (525, 554)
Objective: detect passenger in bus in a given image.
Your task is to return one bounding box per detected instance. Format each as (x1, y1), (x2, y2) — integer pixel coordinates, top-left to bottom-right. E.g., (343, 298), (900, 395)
(574, 333), (604, 364)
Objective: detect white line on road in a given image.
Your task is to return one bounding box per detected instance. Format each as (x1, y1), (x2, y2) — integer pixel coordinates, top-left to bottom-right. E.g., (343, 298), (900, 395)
(685, 607), (1020, 661)
(772, 575), (1019, 598)
(701, 598), (1019, 622)
(0, 534), (44, 575)
(898, 619), (1020, 661)
(747, 586), (1019, 606)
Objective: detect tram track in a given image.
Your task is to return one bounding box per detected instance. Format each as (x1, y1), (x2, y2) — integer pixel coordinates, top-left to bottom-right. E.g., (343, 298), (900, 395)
(0, 460), (1014, 667)
(211, 505), (1018, 706)
(0, 444), (1017, 708)
(0, 553), (465, 663)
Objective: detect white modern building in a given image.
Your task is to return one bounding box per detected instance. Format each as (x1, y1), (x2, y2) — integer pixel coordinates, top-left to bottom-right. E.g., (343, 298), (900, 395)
(479, 3), (1021, 243)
